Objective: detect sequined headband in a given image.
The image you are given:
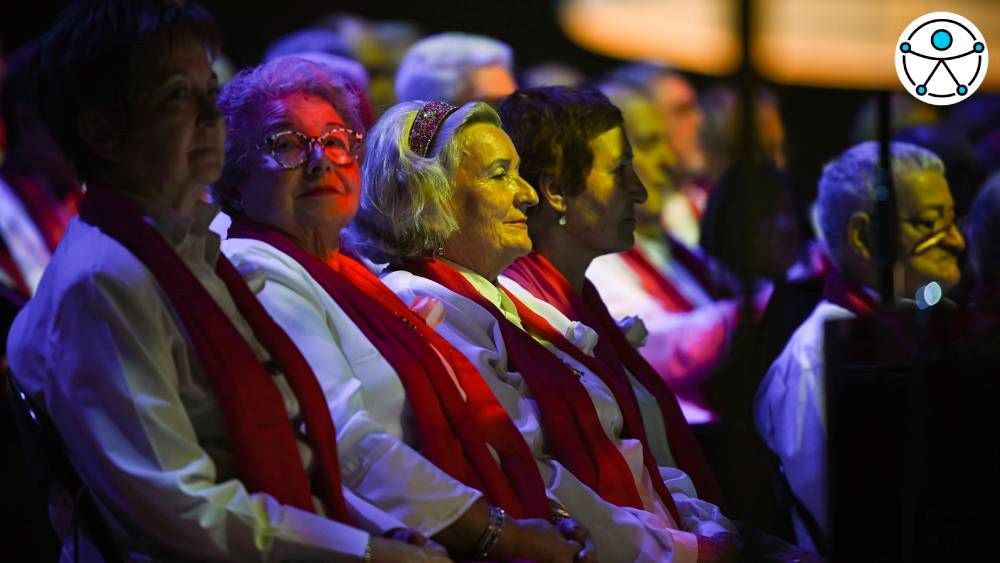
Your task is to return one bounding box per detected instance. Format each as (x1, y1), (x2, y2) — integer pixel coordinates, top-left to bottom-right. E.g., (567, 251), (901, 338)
(408, 101), (459, 158)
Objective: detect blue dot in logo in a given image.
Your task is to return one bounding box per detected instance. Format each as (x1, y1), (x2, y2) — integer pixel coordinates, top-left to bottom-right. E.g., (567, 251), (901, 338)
(958, 85), (968, 95)
(974, 42), (985, 53)
(916, 85), (927, 96)
(932, 29), (953, 51)
(900, 42), (911, 53)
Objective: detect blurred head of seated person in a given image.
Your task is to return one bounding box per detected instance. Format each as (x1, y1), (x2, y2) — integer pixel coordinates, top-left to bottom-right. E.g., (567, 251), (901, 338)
(351, 98), (744, 563)
(0, 42), (81, 297)
(699, 85), (787, 184)
(8, 1), (453, 561)
(700, 160), (802, 284)
(213, 58), (596, 563)
(754, 141), (965, 551)
(394, 32), (516, 106)
(967, 172), (1000, 304)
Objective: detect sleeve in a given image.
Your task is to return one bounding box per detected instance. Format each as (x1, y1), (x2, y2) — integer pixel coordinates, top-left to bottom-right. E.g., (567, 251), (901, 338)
(44, 273), (370, 562)
(754, 341), (829, 540)
(247, 259), (481, 536)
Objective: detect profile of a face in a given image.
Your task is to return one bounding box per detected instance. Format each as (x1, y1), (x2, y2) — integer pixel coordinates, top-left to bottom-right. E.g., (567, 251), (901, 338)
(101, 35), (224, 208)
(443, 122), (538, 278)
(896, 170), (965, 295)
(563, 126), (646, 257)
(616, 94), (677, 224)
(236, 92), (362, 243)
(652, 74), (705, 176)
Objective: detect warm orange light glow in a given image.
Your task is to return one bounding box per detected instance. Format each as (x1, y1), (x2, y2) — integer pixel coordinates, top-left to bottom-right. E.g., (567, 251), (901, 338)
(559, 0), (998, 91)
(558, 0), (741, 76)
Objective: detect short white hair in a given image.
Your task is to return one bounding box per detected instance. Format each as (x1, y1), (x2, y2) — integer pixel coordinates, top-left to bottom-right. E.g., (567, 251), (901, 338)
(967, 172), (1000, 286)
(816, 141), (944, 263)
(347, 100), (501, 264)
(394, 32), (513, 104)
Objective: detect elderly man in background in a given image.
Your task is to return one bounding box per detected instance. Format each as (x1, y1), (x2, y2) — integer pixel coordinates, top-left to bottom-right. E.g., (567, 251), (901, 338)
(394, 32), (517, 106)
(754, 141), (965, 551)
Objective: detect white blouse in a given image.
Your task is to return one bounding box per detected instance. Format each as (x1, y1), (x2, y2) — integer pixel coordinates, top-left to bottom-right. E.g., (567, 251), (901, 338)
(384, 264), (709, 563)
(221, 237), (482, 536)
(7, 205), (394, 562)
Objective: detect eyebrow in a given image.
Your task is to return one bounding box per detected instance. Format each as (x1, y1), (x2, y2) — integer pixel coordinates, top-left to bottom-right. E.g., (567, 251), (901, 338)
(261, 121), (348, 134)
(484, 158), (511, 171)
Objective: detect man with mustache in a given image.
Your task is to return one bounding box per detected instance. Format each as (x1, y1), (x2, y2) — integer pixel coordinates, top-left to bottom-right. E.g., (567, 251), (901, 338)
(754, 141), (966, 552)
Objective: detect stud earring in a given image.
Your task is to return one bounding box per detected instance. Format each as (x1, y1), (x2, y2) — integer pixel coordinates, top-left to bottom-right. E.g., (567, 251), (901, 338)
(557, 214), (568, 227)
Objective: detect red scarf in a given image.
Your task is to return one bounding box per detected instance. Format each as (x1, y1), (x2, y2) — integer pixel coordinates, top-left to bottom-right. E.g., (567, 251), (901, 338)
(505, 253), (725, 507)
(78, 189), (351, 522)
(403, 257), (653, 513)
(822, 266), (878, 317)
(228, 221), (550, 519)
(5, 174), (79, 251)
(621, 247), (695, 313)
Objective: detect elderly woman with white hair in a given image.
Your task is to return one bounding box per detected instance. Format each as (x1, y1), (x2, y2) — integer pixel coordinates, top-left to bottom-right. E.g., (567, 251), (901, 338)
(214, 56), (594, 563)
(754, 141), (966, 551)
(394, 32), (517, 106)
(352, 98), (743, 563)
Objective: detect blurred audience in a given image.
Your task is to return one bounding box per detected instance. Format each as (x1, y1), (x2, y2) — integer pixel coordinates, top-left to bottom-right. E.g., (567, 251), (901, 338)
(967, 172), (1000, 305)
(395, 32), (516, 106)
(699, 85), (787, 183)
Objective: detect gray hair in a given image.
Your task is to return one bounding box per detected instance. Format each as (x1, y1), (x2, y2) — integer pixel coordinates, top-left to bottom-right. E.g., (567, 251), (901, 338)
(213, 56), (363, 215)
(816, 141), (944, 263)
(347, 100), (501, 264)
(967, 172), (1000, 286)
(394, 32), (513, 104)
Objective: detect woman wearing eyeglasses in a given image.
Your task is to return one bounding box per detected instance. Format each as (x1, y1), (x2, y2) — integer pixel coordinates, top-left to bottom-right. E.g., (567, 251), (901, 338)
(215, 56), (594, 563)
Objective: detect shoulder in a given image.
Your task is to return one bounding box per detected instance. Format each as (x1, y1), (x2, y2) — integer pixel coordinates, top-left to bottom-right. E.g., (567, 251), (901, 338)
(381, 269), (501, 338)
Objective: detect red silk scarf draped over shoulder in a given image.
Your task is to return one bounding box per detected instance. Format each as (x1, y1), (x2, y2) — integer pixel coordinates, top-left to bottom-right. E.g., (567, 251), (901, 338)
(228, 221), (550, 519)
(505, 252), (725, 507)
(78, 189), (350, 521)
(402, 257), (657, 515)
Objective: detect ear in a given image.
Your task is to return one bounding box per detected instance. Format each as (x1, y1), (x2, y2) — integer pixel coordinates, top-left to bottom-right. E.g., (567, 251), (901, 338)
(536, 171), (568, 215)
(846, 211), (872, 260)
(77, 108), (123, 165)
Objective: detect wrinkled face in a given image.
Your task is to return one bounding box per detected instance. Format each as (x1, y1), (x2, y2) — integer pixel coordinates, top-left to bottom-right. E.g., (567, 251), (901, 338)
(896, 169), (965, 295)
(617, 93), (678, 224)
(236, 92), (361, 241)
(467, 64), (517, 106)
(565, 126), (647, 257)
(651, 74), (705, 176)
(117, 36), (224, 209)
(444, 123), (538, 277)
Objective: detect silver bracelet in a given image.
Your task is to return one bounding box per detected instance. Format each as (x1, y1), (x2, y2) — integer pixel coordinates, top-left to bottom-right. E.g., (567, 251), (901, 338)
(473, 505), (506, 559)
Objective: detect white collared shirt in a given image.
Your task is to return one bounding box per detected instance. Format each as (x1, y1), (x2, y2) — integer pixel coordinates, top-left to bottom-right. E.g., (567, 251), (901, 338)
(8, 203), (394, 561)
(754, 300), (855, 550)
(221, 237), (482, 536)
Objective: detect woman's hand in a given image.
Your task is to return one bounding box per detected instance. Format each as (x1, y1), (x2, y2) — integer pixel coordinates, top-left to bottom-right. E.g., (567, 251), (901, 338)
(499, 517), (589, 563)
(554, 517), (599, 563)
(369, 536), (453, 563)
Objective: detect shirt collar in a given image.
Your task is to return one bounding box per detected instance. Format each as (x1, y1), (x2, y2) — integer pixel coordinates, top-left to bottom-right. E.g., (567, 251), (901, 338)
(145, 200), (222, 264)
(442, 258), (525, 329)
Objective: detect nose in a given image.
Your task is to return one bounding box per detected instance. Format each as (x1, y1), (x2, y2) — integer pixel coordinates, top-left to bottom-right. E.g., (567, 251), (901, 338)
(514, 175), (539, 209)
(943, 222), (966, 252)
(305, 143), (334, 177)
(628, 166), (648, 204)
(197, 91), (222, 128)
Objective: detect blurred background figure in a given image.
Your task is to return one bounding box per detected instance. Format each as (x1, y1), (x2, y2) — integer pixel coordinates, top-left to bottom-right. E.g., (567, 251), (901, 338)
(395, 32), (517, 106)
(966, 172), (1000, 306)
(608, 63), (711, 247)
(0, 43), (80, 301)
(520, 61), (586, 89)
(699, 84), (787, 184)
(315, 14), (423, 115)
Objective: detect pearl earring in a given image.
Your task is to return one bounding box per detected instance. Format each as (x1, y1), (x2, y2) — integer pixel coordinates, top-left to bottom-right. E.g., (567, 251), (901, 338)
(558, 214), (568, 227)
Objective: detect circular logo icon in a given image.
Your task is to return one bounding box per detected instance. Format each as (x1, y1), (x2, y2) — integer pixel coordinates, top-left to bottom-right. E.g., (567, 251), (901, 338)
(895, 11), (988, 106)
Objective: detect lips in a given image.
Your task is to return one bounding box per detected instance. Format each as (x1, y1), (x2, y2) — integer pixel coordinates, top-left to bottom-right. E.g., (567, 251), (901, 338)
(300, 185), (349, 197)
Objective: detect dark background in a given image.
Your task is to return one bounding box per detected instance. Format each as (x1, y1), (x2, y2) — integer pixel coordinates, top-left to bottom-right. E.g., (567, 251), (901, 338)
(1, 0), (872, 204)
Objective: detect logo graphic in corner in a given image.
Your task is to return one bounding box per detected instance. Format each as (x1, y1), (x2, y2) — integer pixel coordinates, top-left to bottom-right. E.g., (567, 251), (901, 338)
(895, 12), (987, 106)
